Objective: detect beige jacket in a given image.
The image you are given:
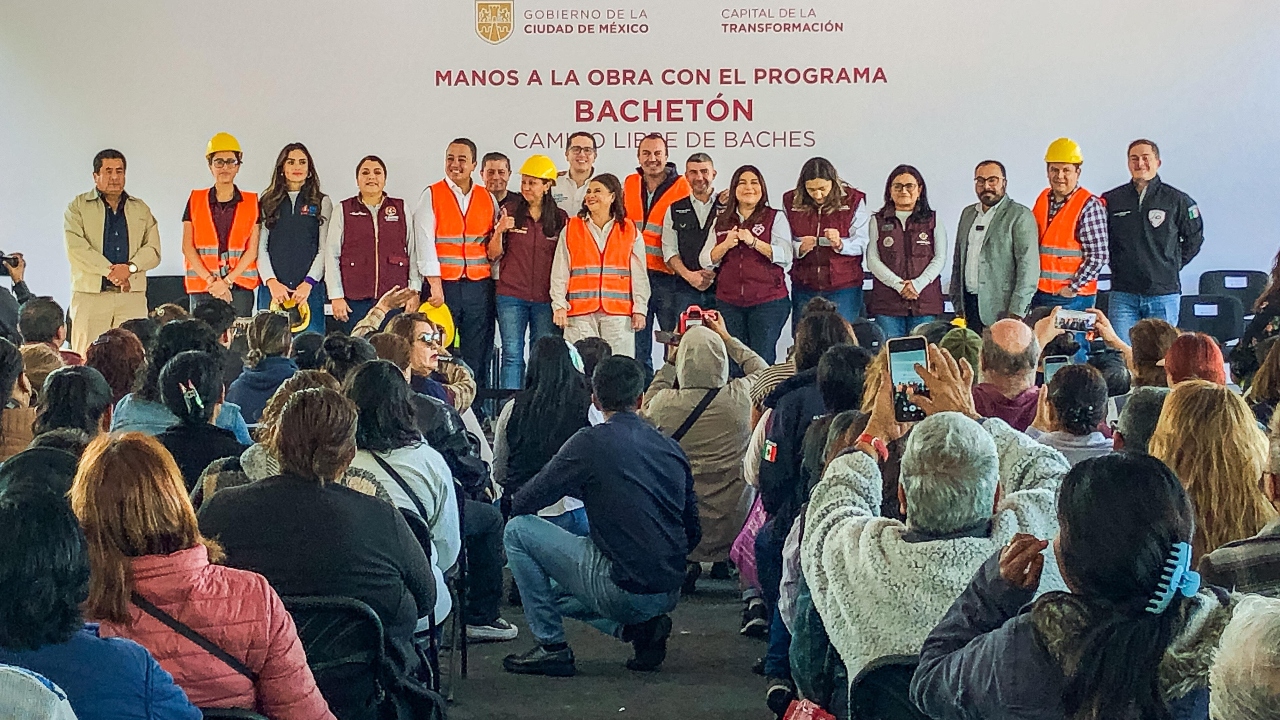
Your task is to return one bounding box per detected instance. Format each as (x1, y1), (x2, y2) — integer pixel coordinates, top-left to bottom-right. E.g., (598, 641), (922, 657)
(64, 189), (162, 294)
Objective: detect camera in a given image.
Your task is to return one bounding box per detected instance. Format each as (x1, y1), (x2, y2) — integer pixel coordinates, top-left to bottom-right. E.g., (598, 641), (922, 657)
(679, 306), (706, 334)
(0, 254), (17, 278)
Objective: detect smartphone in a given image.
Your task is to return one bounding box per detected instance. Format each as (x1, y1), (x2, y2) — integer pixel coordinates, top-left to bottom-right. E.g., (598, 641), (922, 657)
(887, 336), (929, 422)
(1043, 355), (1071, 385)
(817, 235), (833, 247)
(1054, 309), (1096, 333)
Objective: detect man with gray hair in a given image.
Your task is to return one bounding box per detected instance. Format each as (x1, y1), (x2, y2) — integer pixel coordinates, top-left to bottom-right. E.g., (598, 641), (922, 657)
(971, 318), (1041, 431)
(1209, 595), (1280, 720)
(801, 345), (1070, 685)
(1199, 415), (1280, 596)
(1114, 386), (1170, 454)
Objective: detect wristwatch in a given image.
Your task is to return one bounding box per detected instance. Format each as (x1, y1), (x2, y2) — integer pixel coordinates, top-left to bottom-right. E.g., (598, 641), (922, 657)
(855, 433), (889, 462)
(127, 262), (138, 274)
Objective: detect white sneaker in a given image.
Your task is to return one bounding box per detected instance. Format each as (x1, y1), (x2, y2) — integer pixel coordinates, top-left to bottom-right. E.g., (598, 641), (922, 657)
(467, 617), (519, 642)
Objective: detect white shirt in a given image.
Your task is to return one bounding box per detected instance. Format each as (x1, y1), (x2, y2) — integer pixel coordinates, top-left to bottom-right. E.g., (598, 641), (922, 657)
(965, 196), (1007, 293)
(258, 192), (332, 286)
(698, 210), (795, 270)
(552, 170), (594, 216)
(865, 210), (949, 292)
(410, 177), (498, 280)
(323, 195), (420, 300)
(660, 191), (717, 264)
(550, 218), (651, 315)
(790, 196), (872, 259)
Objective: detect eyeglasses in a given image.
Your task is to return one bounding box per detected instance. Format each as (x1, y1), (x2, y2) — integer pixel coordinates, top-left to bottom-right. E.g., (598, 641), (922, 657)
(417, 330), (443, 346)
(211, 158), (240, 168)
(891, 183), (918, 192)
(567, 145), (596, 155)
(974, 176), (1004, 186)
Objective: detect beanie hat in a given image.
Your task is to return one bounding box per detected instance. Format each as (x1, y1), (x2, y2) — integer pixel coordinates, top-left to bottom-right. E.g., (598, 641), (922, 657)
(1161, 333), (1226, 385)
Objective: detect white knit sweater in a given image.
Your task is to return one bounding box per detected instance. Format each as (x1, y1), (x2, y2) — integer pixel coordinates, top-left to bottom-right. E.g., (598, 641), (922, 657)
(801, 417), (1071, 682)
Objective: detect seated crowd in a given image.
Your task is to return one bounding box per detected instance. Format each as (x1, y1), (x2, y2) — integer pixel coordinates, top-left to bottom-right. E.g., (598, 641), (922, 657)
(1, 283), (1280, 720)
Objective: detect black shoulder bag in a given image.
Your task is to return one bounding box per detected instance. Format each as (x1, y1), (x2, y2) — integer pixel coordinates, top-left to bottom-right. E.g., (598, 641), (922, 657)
(671, 388), (721, 442)
(131, 592), (259, 682)
(370, 452), (432, 521)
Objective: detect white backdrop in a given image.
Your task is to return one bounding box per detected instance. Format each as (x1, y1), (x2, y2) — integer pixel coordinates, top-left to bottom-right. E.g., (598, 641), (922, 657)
(2, 0), (1279, 303)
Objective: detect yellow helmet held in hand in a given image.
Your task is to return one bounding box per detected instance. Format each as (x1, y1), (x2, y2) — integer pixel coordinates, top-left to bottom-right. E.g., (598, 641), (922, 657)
(270, 297), (311, 334)
(1045, 137), (1083, 165)
(519, 154), (558, 181)
(418, 301), (458, 348)
(206, 132), (242, 158)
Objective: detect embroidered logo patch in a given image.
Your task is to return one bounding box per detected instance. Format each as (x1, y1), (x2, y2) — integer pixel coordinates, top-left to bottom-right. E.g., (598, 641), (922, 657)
(752, 223), (766, 237)
(762, 440), (778, 463)
(1148, 209), (1167, 228)
(1188, 205), (1200, 220)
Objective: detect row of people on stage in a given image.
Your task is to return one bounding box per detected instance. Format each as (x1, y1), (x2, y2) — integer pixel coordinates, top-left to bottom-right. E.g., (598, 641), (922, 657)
(62, 132), (1204, 388)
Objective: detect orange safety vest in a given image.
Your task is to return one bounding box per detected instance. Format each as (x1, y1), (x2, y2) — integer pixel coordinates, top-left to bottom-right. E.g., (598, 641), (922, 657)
(624, 173), (690, 274)
(185, 188), (259, 293)
(1033, 187), (1098, 296)
(565, 217), (637, 317)
(431, 180), (495, 281)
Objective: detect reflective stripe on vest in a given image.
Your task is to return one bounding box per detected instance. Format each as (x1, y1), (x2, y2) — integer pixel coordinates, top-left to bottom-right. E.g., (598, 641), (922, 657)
(185, 189), (259, 293)
(624, 173), (690, 275)
(565, 217), (636, 317)
(431, 180), (495, 281)
(1033, 188), (1096, 295)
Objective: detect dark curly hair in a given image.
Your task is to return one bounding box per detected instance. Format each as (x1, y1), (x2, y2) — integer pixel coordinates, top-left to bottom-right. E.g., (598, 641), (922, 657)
(85, 328), (146, 403)
(344, 360), (421, 452)
(0, 489), (90, 651)
(794, 312), (854, 372)
(1048, 364), (1108, 436)
(276, 388), (359, 483)
(138, 320), (221, 402)
(159, 351), (223, 426)
(322, 335), (376, 383)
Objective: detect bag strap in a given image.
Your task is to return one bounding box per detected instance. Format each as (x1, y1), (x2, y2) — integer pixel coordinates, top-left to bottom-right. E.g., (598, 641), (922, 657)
(671, 388), (721, 442)
(130, 592), (259, 683)
(370, 451), (431, 521)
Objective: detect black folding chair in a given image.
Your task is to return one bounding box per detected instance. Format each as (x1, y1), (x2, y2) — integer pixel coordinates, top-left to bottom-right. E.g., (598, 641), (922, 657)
(1200, 270), (1269, 318)
(848, 654), (929, 720)
(1178, 294), (1245, 345)
(199, 710), (270, 720)
(399, 508), (442, 692)
(145, 274), (190, 311)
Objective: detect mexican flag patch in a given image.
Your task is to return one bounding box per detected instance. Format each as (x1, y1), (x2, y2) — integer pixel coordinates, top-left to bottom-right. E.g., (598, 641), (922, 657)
(1188, 205), (1200, 219)
(762, 440), (778, 463)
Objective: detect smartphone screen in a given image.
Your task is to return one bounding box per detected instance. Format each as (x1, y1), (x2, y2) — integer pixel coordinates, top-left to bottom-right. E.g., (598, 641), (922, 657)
(1054, 309), (1096, 332)
(1043, 355), (1070, 385)
(888, 337), (928, 422)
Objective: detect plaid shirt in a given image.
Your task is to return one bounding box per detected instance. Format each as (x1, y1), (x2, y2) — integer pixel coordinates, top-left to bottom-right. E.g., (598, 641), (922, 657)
(1047, 191), (1110, 293)
(1199, 519), (1280, 596)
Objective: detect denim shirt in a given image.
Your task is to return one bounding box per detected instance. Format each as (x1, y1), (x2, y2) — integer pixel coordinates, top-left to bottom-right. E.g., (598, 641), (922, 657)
(111, 394), (253, 445)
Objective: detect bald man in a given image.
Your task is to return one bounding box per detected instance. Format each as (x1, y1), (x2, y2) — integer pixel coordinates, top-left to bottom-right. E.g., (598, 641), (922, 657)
(972, 319), (1042, 431)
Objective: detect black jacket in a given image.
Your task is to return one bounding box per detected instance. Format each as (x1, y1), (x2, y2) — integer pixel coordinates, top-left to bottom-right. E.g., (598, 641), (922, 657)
(412, 393), (489, 500)
(758, 369), (825, 535)
(1102, 175), (1204, 295)
(156, 423), (248, 492)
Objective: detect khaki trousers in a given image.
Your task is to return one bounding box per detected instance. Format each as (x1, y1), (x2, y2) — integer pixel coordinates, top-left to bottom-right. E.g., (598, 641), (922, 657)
(69, 290), (148, 355)
(563, 312), (635, 358)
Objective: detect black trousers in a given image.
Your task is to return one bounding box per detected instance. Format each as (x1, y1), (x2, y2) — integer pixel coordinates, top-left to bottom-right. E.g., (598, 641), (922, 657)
(962, 291), (986, 337)
(463, 499), (504, 625)
(440, 279), (496, 388)
(635, 271), (684, 380)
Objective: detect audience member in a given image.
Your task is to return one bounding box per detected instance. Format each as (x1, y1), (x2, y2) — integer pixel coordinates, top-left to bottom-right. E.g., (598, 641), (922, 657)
(911, 453), (1235, 720)
(644, 312), (767, 592)
(84, 328), (146, 404)
(748, 298), (839, 417)
(573, 336), (613, 380)
(0, 489), (200, 720)
(494, 336), (593, 532)
(110, 319), (252, 444)
(1027, 364), (1112, 466)
(21, 344), (64, 401)
(1209, 595), (1280, 720)
(0, 337), (36, 460)
(0, 445), (78, 497)
(386, 312), (477, 411)
(319, 333), (375, 384)
(1150, 379), (1276, 561)
(343, 361), (467, 612)
(19, 296), (83, 365)
(149, 303), (189, 324)
(154, 351), (247, 492)
(289, 331), (325, 370)
(502, 356), (700, 676)
(1247, 339), (1280, 426)
(1164, 332), (1226, 385)
(803, 344), (1068, 693)
(972, 319), (1040, 431)
(1113, 386), (1170, 454)
(33, 366), (113, 438)
(848, 317), (885, 352)
(938, 326), (982, 385)
(118, 317), (158, 355)
(199, 388), (437, 704)
(1199, 413), (1280, 596)
(1230, 250), (1280, 388)
(226, 311), (296, 423)
(70, 434), (332, 718)
(911, 320), (954, 347)
(0, 664), (77, 719)
(191, 298), (244, 388)
(348, 285), (421, 339)
(27, 430), (92, 459)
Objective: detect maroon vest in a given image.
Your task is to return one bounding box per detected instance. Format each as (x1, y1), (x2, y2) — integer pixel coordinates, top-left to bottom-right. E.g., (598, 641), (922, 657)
(866, 209), (945, 317)
(496, 199), (565, 304)
(783, 185), (867, 292)
(338, 196), (411, 300)
(714, 208), (789, 308)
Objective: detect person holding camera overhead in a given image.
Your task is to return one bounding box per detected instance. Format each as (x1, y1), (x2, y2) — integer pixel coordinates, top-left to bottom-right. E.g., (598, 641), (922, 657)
(783, 157), (870, 325)
(181, 133), (259, 318)
(699, 165), (794, 364)
(63, 149), (162, 354)
(256, 142), (331, 335)
(866, 164), (948, 339)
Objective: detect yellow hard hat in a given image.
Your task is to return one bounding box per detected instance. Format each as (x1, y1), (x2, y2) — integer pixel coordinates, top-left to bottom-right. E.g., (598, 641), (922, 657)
(418, 301), (458, 348)
(1045, 137), (1083, 165)
(270, 297), (311, 334)
(519, 154), (558, 181)
(206, 132), (242, 157)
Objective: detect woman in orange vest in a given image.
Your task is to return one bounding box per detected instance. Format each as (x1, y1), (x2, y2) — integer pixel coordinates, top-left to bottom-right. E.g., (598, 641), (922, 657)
(550, 174), (649, 359)
(181, 132), (259, 317)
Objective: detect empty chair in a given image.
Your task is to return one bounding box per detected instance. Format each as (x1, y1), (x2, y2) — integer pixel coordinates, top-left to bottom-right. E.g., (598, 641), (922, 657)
(1200, 270), (1269, 316)
(1178, 294), (1244, 345)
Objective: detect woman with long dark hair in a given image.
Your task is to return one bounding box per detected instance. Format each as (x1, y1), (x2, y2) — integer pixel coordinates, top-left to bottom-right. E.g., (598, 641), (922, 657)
(489, 155), (570, 388)
(700, 165), (794, 363)
(1230, 247), (1280, 387)
(866, 164), (948, 339)
(912, 452), (1236, 720)
(783, 157), (870, 324)
(257, 143), (330, 335)
(550, 173), (649, 358)
(33, 365), (114, 439)
(155, 351), (247, 492)
(493, 336), (593, 534)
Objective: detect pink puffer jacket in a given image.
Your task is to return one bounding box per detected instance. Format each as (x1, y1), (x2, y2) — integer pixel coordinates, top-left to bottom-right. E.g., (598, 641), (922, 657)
(98, 545), (334, 720)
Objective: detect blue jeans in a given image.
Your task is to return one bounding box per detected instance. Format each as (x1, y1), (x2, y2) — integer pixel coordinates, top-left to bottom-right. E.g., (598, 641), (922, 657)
(257, 282), (328, 335)
(791, 286), (863, 331)
(544, 507), (590, 537)
(718, 297), (792, 365)
(1107, 291), (1180, 344)
(874, 314), (937, 340)
(338, 298), (378, 335)
(504, 515), (679, 645)
(495, 294), (557, 389)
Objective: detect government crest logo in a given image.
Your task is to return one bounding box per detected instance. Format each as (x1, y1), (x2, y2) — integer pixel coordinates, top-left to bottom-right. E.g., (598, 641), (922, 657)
(476, 1), (514, 44)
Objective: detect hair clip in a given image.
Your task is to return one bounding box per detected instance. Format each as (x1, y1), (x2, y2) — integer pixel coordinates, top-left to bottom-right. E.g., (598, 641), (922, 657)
(180, 380), (204, 416)
(1146, 541), (1200, 615)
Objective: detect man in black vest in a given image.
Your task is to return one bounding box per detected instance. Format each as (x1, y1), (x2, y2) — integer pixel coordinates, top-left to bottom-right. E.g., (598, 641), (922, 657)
(662, 153), (722, 321)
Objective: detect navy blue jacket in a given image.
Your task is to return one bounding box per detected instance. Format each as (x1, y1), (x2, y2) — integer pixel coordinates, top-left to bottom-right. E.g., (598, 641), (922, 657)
(758, 368), (825, 534)
(225, 356), (298, 424)
(512, 410), (701, 594)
